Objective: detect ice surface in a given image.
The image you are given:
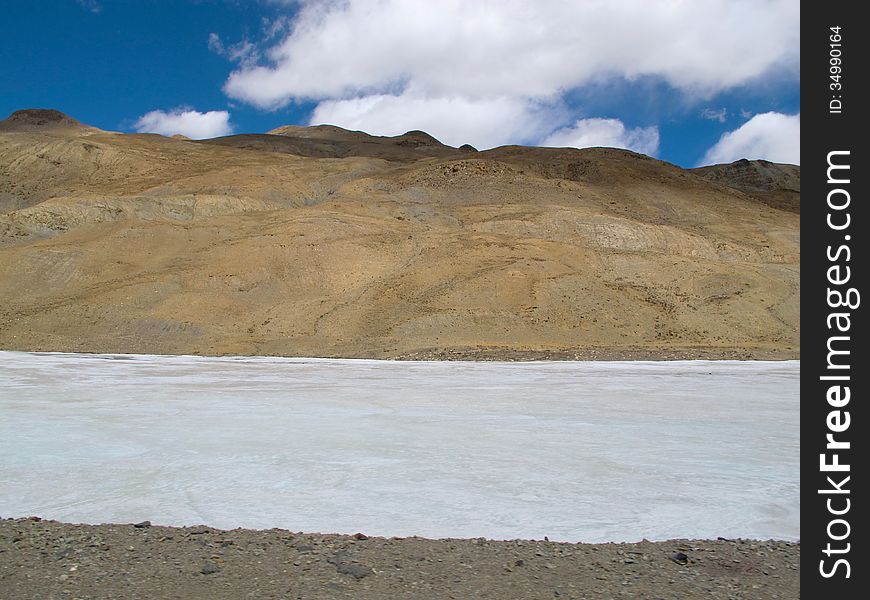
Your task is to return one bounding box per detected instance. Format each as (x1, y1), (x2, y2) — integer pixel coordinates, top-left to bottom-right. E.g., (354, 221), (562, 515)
(0, 351), (799, 542)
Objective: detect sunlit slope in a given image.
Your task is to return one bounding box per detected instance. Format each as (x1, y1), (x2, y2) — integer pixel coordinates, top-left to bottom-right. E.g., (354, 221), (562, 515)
(0, 110), (799, 359)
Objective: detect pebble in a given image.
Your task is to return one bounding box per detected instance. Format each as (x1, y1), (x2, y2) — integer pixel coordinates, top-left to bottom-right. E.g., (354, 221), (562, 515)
(335, 562), (373, 579)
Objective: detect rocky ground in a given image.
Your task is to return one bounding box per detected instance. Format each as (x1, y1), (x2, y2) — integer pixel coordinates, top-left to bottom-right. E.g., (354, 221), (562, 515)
(394, 346), (796, 361)
(0, 518), (798, 599)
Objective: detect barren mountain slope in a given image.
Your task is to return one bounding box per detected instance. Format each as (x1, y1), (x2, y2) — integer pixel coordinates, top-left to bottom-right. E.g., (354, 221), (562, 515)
(0, 110), (799, 359)
(0, 108), (99, 134)
(691, 159), (800, 213)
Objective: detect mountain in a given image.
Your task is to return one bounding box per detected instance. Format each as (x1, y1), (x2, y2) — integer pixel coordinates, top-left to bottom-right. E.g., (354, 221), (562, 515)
(0, 110), (799, 359)
(691, 159), (800, 213)
(202, 124), (473, 162)
(0, 108), (100, 133)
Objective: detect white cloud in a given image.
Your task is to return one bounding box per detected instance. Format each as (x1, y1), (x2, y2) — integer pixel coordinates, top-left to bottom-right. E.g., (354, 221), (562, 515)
(262, 15), (293, 41)
(700, 112), (800, 165)
(207, 32), (225, 54)
(76, 0), (101, 13)
(311, 91), (557, 149)
(224, 0), (799, 109)
(134, 108), (233, 140)
(541, 118), (660, 156)
(700, 108), (728, 123)
(216, 0), (798, 155)
(208, 33), (259, 67)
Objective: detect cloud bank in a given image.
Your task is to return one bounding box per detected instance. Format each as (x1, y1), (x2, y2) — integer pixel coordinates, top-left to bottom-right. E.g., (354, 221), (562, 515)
(226, 0), (799, 105)
(701, 112), (800, 165)
(134, 108), (233, 139)
(219, 0), (798, 151)
(310, 92), (555, 149)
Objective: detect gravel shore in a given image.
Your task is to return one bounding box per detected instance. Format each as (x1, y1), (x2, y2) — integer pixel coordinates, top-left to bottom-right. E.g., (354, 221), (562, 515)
(0, 517), (799, 599)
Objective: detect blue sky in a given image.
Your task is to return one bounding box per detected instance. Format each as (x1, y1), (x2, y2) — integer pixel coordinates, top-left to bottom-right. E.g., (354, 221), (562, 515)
(1, 0), (800, 167)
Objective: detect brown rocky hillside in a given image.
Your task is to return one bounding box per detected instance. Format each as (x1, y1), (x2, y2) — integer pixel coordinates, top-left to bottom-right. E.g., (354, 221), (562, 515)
(0, 110), (799, 359)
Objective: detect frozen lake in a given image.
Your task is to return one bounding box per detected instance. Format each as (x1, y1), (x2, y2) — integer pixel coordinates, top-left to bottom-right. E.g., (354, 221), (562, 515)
(0, 351), (799, 542)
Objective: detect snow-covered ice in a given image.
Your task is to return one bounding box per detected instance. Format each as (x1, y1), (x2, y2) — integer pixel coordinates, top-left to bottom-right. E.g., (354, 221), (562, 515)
(0, 351), (799, 542)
